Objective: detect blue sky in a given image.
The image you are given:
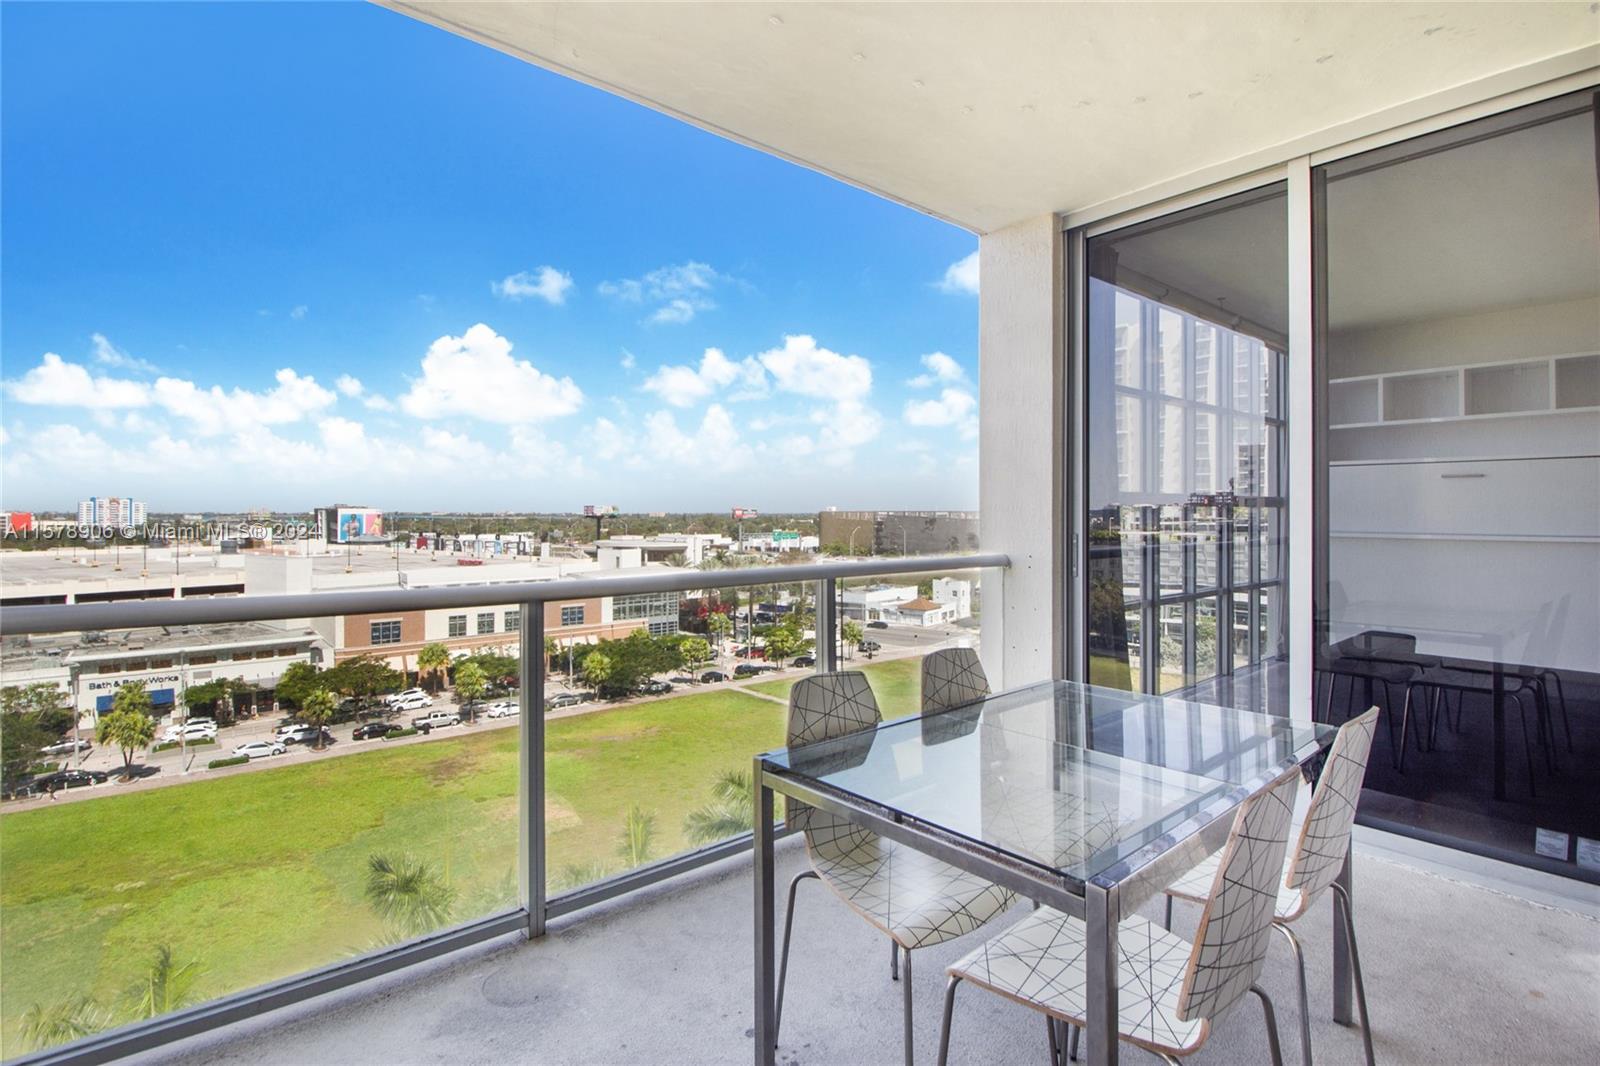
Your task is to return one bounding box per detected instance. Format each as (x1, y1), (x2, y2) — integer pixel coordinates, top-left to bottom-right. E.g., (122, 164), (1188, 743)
(0, 1), (979, 514)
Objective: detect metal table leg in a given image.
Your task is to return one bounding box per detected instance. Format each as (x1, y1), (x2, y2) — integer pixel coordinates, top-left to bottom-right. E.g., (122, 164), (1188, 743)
(1332, 851), (1353, 1026)
(1084, 881), (1120, 1065)
(1492, 663), (1507, 800)
(754, 761), (776, 1066)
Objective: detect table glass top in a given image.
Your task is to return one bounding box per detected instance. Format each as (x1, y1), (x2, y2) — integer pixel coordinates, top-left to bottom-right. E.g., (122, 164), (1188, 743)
(762, 679), (1335, 888)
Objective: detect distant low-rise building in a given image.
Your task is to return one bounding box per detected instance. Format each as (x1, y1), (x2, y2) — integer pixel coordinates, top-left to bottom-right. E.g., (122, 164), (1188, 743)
(817, 510), (979, 556)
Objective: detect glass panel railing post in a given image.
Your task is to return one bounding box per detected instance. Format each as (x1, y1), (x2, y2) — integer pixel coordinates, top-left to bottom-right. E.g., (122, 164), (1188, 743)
(816, 577), (838, 673)
(517, 598), (547, 937)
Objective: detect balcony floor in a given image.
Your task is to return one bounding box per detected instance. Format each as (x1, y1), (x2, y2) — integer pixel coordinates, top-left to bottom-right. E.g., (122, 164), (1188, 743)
(144, 837), (1599, 1066)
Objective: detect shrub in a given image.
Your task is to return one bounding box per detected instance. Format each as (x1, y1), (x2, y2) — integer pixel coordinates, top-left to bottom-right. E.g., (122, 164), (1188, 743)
(153, 738), (216, 752)
(381, 728), (418, 740)
(207, 756), (250, 769)
(27, 762), (59, 776)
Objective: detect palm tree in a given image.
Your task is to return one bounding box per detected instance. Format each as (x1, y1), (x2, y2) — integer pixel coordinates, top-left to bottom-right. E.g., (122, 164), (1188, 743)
(552, 860), (610, 892)
(683, 769), (754, 844)
(617, 804), (656, 868)
(364, 853), (456, 940)
(120, 945), (204, 1021)
(18, 995), (109, 1051)
(298, 688), (336, 750)
(417, 643), (451, 695)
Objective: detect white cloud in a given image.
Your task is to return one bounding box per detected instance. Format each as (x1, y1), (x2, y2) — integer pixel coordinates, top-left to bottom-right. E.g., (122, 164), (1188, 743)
(150, 367), (338, 436)
(643, 404), (750, 473)
(492, 266), (575, 306)
(756, 334), (872, 401)
(335, 374), (364, 398)
(908, 351), (967, 387)
(619, 350), (636, 370)
(336, 374), (394, 411)
(903, 387), (978, 439)
(936, 250), (979, 295)
(599, 261), (723, 324)
(6, 353), (152, 408)
(642, 347), (767, 408)
(91, 333), (159, 374)
(398, 323), (582, 424)
(290, 305), (309, 320)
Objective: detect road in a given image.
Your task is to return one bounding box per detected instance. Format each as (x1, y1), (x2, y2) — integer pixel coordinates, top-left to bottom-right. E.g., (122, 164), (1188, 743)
(8, 621), (979, 811)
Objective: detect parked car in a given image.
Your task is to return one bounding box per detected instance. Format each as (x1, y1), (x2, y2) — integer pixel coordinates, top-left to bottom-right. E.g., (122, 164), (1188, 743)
(411, 710), (461, 731)
(734, 663), (778, 678)
(669, 675), (697, 685)
(384, 688), (428, 706)
(637, 680), (674, 696)
(392, 693), (433, 712)
(699, 670), (728, 683)
(232, 740), (286, 759)
(279, 724), (330, 745)
(485, 700), (519, 719)
(352, 722), (394, 740)
(546, 692), (584, 710)
(867, 620), (890, 629)
(162, 722), (218, 742)
(791, 655), (816, 668)
(39, 738), (92, 757)
(28, 768), (109, 793)
(858, 639), (883, 652)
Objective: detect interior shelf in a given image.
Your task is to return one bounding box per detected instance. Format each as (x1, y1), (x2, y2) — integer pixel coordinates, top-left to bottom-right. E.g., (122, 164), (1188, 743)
(1329, 351), (1600, 429)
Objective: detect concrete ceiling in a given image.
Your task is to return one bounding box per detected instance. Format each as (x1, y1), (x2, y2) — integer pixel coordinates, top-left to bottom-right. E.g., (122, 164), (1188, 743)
(384, 1), (1598, 233)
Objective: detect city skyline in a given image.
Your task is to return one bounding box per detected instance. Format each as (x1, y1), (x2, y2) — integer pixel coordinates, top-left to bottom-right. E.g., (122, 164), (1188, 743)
(0, 2), (980, 513)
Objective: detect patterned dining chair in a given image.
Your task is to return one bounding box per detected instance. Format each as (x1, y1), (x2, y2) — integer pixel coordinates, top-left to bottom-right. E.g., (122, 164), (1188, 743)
(776, 672), (1015, 1066)
(921, 647), (991, 714)
(1164, 707), (1380, 1066)
(936, 770), (1301, 1066)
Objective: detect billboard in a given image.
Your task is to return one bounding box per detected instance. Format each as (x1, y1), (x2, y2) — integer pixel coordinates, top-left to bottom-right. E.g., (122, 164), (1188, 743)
(334, 507), (384, 542)
(731, 507), (759, 520)
(583, 504), (618, 517)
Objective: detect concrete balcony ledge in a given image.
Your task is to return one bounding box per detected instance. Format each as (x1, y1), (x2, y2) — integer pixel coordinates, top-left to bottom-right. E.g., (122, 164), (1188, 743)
(139, 836), (1600, 1066)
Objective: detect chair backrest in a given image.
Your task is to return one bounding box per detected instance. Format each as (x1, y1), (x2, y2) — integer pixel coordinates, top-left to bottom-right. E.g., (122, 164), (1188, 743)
(1285, 706), (1379, 901)
(1176, 770), (1299, 1022)
(787, 673), (880, 838)
(921, 647), (991, 714)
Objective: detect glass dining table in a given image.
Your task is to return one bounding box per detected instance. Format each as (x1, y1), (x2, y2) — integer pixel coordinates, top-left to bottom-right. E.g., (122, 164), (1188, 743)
(751, 679), (1341, 1066)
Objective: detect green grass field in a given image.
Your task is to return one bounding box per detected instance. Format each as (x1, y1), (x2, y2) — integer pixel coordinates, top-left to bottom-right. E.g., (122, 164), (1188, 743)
(0, 658), (932, 1054)
(749, 656), (921, 717)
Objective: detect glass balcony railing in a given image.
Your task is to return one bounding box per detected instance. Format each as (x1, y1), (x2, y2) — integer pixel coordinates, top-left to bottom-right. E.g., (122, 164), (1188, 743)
(0, 554), (1004, 1060)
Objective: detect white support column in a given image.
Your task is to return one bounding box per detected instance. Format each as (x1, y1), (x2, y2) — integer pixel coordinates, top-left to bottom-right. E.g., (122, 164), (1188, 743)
(979, 214), (1065, 689)
(1286, 157), (1316, 722)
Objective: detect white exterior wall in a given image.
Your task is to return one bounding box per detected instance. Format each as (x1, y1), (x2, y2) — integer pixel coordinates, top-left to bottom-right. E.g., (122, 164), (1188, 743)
(979, 214), (1063, 688)
(932, 578), (973, 620)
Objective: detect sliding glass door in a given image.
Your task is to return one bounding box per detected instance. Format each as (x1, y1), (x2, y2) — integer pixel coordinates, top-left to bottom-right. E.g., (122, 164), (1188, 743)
(1083, 184), (1290, 713)
(1313, 91), (1599, 875)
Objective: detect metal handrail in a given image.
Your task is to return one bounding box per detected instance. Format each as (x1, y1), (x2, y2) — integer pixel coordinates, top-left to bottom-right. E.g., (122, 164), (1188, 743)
(0, 552), (1009, 636)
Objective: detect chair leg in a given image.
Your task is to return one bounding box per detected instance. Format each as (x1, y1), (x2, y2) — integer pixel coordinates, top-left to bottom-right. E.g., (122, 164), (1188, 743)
(774, 869), (819, 1043)
(1163, 893), (1173, 931)
(1511, 691), (1538, 798)
(1046, 1016), (1061, 1066)
(1273, 923), (1313, 1066)
(1068, 1023), (1079, 1061)
(891, 937), (900, 980)
(902, 945), (914, 1066)
(1248, 984), (1286, 1066)
(1394, 685), (1414, 773)
(936, 976), (961, 1066)
(1542, 669), (1573, 753)
(1329, 883), (1376, 1066)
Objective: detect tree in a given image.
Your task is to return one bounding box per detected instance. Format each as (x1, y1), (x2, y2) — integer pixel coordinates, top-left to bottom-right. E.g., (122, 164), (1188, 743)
(17, 995), (110, 1051)
(543, 636), (561, 673)
(1, 713), (50, 794)
(460, 650), (517, 691)
(674, 636), (712, 672)
(364, 853), (456, 940)
(120, 945), (204, 1021)
(760, 625), (809, 667)
(617, 804), (656, 868)
(683, 769), (754, 844)
(111, 680), (153, 720)
(1, 683), (74, 737)
(416, 643), (451, 694)
(453, 661), (487, 721)
(321, 654), (403, 710)
(97, 708), (156, 780)
(299, 689), (336, 750)
(706, 611), (733, 648)
(841, 620), (864, 659)
(272, 662), (321, 709)
(580, 651), (613, 693)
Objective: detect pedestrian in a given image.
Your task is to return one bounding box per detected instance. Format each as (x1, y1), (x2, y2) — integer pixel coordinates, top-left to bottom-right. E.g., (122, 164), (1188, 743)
(47, 782), (58, 802)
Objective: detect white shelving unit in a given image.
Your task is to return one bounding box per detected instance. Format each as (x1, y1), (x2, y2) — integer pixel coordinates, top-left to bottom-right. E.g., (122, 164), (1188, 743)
(1327, 352), (1600, 429)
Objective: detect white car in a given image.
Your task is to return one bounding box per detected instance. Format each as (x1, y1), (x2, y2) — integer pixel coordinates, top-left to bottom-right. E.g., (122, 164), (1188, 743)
(384, 688), (429, 706)
(485, 700), (519, 718)
(162, 722), (219, 742)
(40, 738), (93, 756)
(232, 740), (286, 759)
(391, 693), (433, 712)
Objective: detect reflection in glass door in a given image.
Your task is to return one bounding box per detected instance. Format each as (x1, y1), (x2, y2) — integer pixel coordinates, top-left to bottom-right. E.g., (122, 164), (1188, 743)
(1084, 184), (1290, 713)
